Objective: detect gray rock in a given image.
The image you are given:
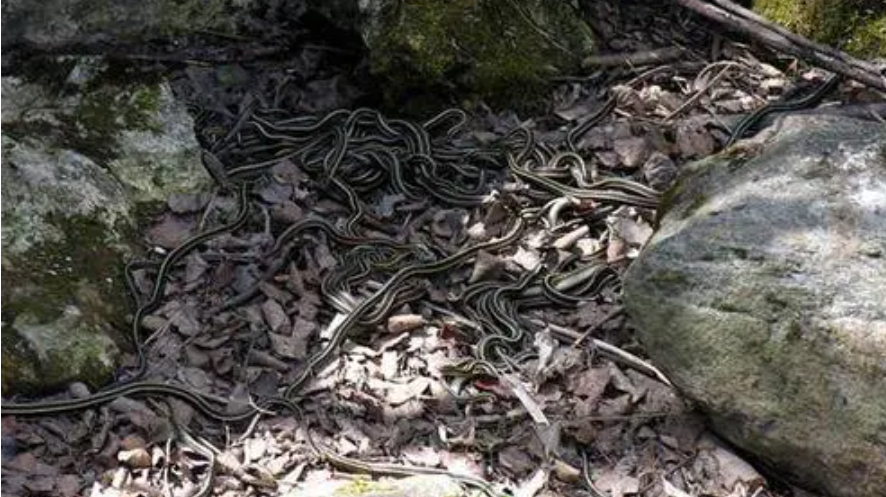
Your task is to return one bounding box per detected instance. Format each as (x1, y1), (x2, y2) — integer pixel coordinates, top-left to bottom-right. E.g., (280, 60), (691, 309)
(1, 57), (209, 394)
(2, 0), (239, 50)
(623, 114), (886, 497)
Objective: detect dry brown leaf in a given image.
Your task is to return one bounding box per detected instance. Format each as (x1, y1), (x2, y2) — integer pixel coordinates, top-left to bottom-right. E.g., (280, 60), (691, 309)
(56, 474), (82, 497)
(704, 435), (765, 491)
(244, 437), (268, 463)
(400, 445), (442, 467)
(268, 331), (307, 360)
(439, 451), (486, 481)
(469, 250), (505, 283)
(147, 213), (195, 248)
(612, 136), (652, 169)
(386, 377), (431, 405)
(261, 299), (290, 333)
(499, 444), (536, 476)
(662, 477), (694, 497)
(515, 467), (548, 497)
(380, 350), (399, 380)
(510, 246), (541, 271)
(569, 366), (612, 406)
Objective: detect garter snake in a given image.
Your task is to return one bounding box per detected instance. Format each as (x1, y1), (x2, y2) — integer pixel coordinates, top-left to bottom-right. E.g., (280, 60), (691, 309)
(284, 212), (532, 399)
(2, 379), (270, 420)
(304, 421), (502, 497)
(508, 153), (661, 209)
(725, 73), (841, 148)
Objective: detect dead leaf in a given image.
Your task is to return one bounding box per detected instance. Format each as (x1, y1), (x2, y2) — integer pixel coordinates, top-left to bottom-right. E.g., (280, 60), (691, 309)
(167, 193), (210, 214)
(170, 305), (202, 336)
(5, 452), (58, 475)
(569, 366), (611, 406)
(23, 476), (56, 493)
(387, 314), (425, 334)
(268, 331), (308, 360)
(439, 451), (486, 481)
(244, 437), (268, 463)
(380, 350), (399, 380)
(119, 435), (146, 451)
(596, 464), (639, 497)
(643, 152), (678, 191)
(514, 467), (548, 497)
(262, 299), (290, 334)
(662, 477), (694, 497)
(257, 182), (293, 204)
(179, 367), (211, 390)
(607, 209), (653, 252)
(271, 200), (304, 224)
(147, 213), (196, 249)
(510, 246), (541, 271)
(400, 445), (441, 467)
(56, 474), (81, 497)
(387, 378), (431, 405)
(468, 251), (505, 283)
(704, 435), (765, 490)
(612, 137), (652, 169)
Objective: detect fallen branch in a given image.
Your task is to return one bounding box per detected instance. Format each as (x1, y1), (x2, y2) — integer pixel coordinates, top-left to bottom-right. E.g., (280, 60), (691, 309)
(673, 0), (886, 91)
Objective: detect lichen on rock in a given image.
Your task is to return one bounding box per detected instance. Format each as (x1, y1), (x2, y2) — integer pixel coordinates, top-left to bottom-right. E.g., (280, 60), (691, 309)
(1, 56), (209, 395)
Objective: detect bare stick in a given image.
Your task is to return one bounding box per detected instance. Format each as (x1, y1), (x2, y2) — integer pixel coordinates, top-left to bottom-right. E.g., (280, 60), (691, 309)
(673, 0), (885, 90)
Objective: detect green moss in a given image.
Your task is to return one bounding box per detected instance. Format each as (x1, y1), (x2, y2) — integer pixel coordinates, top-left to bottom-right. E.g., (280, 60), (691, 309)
(367, 0), (594, 114)
(2, 309), (118, 395)
(755, 0), (885, 57)
(648, 268), (690, 287)
(1, 213), (132, 394)
(6, 57), (165, 165)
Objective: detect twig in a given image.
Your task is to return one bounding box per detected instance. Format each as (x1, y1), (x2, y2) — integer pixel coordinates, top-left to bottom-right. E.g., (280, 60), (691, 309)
(537, 319), (674, 387)
(582, 47), (690, 69)
(663, 61), (743, 120)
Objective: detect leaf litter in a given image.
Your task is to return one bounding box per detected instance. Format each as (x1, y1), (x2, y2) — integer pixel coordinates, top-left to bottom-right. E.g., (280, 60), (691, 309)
(2, 4), (850, 497)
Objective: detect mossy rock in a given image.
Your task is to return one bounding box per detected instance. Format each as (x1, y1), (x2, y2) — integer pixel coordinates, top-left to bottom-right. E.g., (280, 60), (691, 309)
(363, 0), (595, 115)
(754, 0), (886, 57)
(2, 0), (237, 50)
(1, 56), (209, 395)
(624, 114), (886, 497)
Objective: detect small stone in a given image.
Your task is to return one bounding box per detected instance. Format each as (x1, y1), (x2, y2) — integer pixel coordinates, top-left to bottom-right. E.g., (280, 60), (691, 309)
(118, 448), (151, 469)
(68, 382), (92, 398)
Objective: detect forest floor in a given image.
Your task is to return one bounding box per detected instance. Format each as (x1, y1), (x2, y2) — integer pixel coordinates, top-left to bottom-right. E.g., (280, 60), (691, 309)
(4, 1), (877, 496)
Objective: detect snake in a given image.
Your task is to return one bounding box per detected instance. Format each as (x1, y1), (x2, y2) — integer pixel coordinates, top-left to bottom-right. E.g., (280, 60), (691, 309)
(4, 96), (660, 496)
(725, 73), (841, 148)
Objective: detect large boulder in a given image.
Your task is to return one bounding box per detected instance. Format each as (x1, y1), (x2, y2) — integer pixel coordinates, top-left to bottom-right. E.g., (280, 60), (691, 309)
(623, 114), (886, 497)
(1, 57), (210, 394)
